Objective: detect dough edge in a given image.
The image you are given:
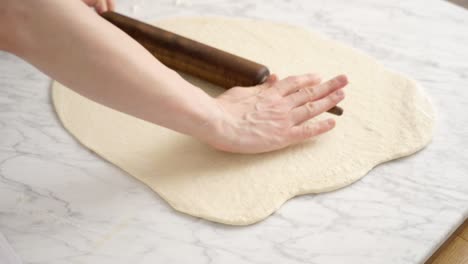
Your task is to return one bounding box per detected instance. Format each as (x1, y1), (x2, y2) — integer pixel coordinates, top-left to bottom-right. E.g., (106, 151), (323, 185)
(51, 17), (434, 225)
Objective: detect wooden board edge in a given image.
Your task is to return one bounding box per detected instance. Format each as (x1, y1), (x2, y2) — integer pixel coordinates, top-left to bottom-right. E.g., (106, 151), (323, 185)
(425, 218), (468, 264)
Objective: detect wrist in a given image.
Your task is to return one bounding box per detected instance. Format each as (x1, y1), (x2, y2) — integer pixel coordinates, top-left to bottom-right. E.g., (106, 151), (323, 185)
(164, 77), (224, 144)
(194, 97), (236, 151)
(184, 88), (224, 144)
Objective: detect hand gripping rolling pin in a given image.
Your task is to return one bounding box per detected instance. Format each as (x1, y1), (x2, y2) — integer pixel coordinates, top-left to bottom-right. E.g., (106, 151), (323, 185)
(101, 12), (343, 116)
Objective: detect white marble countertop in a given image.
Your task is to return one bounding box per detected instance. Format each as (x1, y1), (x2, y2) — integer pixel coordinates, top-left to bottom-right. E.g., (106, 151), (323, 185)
(1, 0), (467, 263)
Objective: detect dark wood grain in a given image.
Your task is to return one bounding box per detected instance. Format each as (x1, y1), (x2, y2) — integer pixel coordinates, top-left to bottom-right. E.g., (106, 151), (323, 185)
(102, 11), (269, 88)
(101, 11), (343, 116)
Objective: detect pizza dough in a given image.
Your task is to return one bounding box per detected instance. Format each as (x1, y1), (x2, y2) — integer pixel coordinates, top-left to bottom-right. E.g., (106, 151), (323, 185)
(52, 17), (434, 225)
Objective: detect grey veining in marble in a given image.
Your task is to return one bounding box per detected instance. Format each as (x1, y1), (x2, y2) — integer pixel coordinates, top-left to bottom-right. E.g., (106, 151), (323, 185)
(0, 233), (22, 264)
(1, 0), (467, 263)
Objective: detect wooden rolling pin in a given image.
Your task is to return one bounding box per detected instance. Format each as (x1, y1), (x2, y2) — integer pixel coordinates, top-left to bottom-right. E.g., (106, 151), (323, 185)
(101, 12), (343, 116)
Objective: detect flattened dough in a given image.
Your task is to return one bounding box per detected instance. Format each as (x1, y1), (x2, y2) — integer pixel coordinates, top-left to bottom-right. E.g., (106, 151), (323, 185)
(52, 17), (434, 225)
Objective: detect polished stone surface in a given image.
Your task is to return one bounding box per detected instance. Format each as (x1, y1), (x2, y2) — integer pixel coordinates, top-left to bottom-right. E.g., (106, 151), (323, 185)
(0, 0), (467, 263)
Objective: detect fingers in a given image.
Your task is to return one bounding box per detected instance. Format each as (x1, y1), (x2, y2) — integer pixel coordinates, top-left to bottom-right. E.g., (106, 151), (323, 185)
(289, 89), (345, 125)
(107, 0), (115, 11)
(82, 0), (96, 6)
(82, 0), (110, 13)
(286, 74), (348, 108)
(274, 74), (321, 96)
(289, 119), (336, 143)
(96, 0), (108, 13)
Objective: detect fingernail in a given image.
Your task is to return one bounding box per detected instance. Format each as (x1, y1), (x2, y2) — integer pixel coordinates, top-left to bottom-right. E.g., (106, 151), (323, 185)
(327, 119), (335, 126)
(336, 90), (344, 97)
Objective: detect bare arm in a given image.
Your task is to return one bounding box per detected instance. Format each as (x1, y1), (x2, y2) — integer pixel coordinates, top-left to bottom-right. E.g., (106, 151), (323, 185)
(0, 0), (347, 154)
(2, 0), (218, 143)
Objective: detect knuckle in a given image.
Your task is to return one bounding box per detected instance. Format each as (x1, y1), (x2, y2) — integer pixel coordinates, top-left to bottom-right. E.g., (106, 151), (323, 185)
(305, 102), (316, 114)
(303, 87), (315, 98)
(302, 124), (316, 137)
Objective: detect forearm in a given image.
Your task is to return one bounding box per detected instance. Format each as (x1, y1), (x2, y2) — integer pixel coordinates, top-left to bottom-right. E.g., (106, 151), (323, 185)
(1, 0), (347, 154)
(3, 0), (218, 140)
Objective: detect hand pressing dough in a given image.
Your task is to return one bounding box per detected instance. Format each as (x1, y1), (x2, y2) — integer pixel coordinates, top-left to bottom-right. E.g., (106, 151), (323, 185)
(52, 17), (434, 225)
